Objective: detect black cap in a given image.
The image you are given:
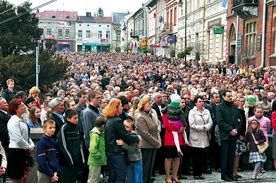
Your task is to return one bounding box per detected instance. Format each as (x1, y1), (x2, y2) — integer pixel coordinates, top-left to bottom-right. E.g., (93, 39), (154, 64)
(26, 97), (36, 104)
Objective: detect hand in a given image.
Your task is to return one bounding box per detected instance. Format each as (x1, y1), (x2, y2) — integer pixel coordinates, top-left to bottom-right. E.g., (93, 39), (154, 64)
(230, 129), (237, 136)
(138, 135), (142, 143)
(28, 146), (35, 154)
(51, 172), (58, 182)
(254, 140), (259, 145)
(116, 139), (124, 146)
(157, 143), (162, 149)
(0, 167), (6, 175)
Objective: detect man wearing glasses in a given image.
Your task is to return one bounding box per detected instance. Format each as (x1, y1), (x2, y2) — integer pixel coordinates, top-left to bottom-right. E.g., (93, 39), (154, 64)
(216, 90), (243, 182)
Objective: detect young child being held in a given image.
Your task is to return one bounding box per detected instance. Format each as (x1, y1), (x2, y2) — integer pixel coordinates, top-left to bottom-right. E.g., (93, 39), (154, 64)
(57, 109), (85, 183)
(87, 116), (107, 183)
(162, 94), (189, 156)
(116, 119), (143, 183)
(36, 120), (59, 183)
(244, 120), (267, 180)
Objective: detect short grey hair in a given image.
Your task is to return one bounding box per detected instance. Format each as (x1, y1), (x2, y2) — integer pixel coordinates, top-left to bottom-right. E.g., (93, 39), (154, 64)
(49, 98), (63, 110)
(57, 90), (65, 97)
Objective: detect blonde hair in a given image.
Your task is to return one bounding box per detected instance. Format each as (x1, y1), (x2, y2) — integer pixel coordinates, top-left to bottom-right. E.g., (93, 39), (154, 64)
(103, 98), (121, 118)
(6, 78), (14, 85)
(137, 95), (151, 112)
(29, 86), (40, 94)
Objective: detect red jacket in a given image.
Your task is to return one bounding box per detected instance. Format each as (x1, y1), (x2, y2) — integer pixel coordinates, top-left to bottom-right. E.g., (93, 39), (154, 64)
(271, 111), (276, 136)
(162, 113), (185, 146)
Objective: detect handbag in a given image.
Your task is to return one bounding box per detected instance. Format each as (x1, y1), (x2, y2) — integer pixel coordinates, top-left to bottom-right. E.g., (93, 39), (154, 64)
(250, 132), (268, 154)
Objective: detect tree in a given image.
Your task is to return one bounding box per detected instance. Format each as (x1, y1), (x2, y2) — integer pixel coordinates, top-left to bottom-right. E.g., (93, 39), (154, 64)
(98, 8), (104, 17)
(0, 1), (43, 57)
(0, 52), (69, 92)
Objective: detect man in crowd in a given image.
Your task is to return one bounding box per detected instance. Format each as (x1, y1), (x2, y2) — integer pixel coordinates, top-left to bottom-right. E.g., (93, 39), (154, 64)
(49, 97), (65, 140)
(216, 90), (242, 182)
(0, 97), (10, 152)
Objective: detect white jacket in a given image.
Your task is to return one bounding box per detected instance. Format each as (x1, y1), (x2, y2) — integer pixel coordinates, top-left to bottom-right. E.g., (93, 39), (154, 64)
(188, 107), (212, 148)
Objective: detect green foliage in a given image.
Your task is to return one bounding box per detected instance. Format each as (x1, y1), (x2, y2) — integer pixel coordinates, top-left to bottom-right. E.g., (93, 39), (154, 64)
(0, 52), (69, 92)
(124, 47), (130, 52)
(177, 46), (193, 58)
(142, 47), (150, 53)
(115, 47), (121, 53)
(98, 8), (104, 16)
(0, 1), (43, 57)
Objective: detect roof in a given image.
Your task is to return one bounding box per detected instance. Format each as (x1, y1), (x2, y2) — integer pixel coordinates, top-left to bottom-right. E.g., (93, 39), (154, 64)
(78, 16), (112, 23)
(36, 10), (78, 21)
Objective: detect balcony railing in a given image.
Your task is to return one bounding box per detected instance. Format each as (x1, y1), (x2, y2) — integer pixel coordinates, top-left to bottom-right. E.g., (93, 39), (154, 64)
(232, 0), (258, 10)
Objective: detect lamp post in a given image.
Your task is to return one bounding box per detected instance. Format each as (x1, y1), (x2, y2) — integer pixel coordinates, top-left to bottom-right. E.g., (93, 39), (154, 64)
(178, 0), (187, 68)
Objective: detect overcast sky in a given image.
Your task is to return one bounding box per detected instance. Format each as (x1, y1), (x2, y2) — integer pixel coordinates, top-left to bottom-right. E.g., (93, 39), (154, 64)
(8, 0), (149, 16)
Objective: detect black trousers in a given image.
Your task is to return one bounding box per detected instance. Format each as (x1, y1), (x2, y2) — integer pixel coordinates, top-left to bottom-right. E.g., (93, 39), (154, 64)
(220, 139), (236, 179)
(142, 148), (156, 183)
(207, 134), (221, 170)
(191, 147), (204, 176)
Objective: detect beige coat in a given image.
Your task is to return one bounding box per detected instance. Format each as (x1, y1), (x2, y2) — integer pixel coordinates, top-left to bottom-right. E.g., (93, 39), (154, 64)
(188, 106), (213, 148)
(135, 109), (161, 149)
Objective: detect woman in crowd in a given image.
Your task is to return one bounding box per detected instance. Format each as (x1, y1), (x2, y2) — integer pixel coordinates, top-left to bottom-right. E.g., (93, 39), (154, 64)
(64, 99), (77, 111)
(29, 86), (42, 109)
(103, 98), (139, 183)
(135, 95), (161, 183)
(27, 107), (42, 128)
(188, 95), (212, 179)
(271, 100), (276, 169)
(6, 98), (35, 183)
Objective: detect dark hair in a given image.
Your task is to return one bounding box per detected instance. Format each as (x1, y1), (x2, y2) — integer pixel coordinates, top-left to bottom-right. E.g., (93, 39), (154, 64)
(15, 91), (27, 99)
(124, 118), (135, 130)
(193, 95), (204, 103)
(95, 116), (106, 128)
(65, 109), (78, 120)
(210, 92), (218, 99)
(77, 89), (86, 98)
(117, 95), (129, 105)
(220, 90), (230, 97)
(8, 98), (23, 115)
(272, 100), (276, 111)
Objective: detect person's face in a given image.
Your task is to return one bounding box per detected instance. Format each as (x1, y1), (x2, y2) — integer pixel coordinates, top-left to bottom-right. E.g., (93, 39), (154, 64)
(32, 92), (38, 98)
(69, 101), (76, 110)
(28, 101), (37, 108)
(100, 99), (107, 109)
(180, 99), (186, 109)
(43, 124), (56, 137)
(34, 108), (41, 119)
(213, 94), (220, 104)
(154, 94), (162, 105)
(92, 94), (102, 106)
(123, 121), (133, 133)
(8, 81), (14, 89)
(184, 96), (191, 104)
(67, 114), (78, 125)
(0, 99), (8, 111)
(116, 102), (123, 115)
(233, 99), (240, 107)
(251, 122), (258, 130)
(162, 94), (168, 103)
(222, 92), (232, 102)
(239, 98), (245, 107)
(195, 98), (204, 109)
(255, 108), (263, 118)
(143, 102), (152, 112)
(16, 102), (26, 116)
(55, 101), (65, 114)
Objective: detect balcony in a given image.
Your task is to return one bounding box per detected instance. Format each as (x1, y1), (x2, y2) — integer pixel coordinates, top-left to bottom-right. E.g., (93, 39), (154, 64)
(232, 0), (259, 18)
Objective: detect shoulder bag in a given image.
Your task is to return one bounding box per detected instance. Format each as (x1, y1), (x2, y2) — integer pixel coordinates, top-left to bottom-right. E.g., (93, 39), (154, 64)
(250, 132), (268, 154)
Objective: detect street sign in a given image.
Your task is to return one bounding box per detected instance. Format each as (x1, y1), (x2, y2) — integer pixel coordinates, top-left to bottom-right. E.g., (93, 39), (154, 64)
(213, 27), (224, 34)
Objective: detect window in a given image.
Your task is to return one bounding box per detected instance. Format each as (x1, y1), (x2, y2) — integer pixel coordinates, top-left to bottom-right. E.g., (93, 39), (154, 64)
(66, 16), (70, 19)
(86, 30), (90, 38)
(78, 30), (82, 38)
(58, 29), (63, 38)
(116, 34), (120, 41)
(245, 21), (256, 56)
(98, 31), (102, 39)
(106, 31), (110, 39)
(65, 29), (70, 38)
(52, 16), (56, 18)
(174, 7), (177, 25)
(46, 28), (52, 35)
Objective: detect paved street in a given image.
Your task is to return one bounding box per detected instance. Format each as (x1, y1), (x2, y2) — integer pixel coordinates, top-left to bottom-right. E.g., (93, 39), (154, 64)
(153, 170), (276, 183)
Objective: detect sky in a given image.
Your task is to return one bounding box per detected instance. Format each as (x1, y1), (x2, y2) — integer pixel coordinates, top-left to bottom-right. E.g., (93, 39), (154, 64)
(8, 0), (149, 16)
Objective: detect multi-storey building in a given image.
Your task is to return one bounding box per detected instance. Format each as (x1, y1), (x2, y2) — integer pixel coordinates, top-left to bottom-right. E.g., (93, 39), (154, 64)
(111, 12), (128, 52)
(36, 10), (78, 51)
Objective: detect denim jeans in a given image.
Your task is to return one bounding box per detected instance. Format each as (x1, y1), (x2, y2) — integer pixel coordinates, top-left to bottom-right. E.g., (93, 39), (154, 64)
(127, 160), (143, 183)
(106, 151), (126, 183)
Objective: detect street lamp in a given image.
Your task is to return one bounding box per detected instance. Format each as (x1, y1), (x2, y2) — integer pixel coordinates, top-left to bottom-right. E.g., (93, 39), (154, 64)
(178, 0), (187, 68)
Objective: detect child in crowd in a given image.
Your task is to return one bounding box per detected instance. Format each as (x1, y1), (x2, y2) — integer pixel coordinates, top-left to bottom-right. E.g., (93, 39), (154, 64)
(116, 119), (143, 183)
(36, 120), (59, 183)
(57, 109), (85, 183)
(162, 94), (189, 156)
(244, 120), (267, 180)
(87, 116), (107, 183)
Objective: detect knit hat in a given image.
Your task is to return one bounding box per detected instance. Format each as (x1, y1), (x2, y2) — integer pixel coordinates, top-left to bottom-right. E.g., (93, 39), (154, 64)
(170, 94), (181, 103)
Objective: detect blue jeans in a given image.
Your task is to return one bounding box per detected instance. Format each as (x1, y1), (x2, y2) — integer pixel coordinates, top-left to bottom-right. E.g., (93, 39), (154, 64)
(127, 160), (143, 183)
(106, 152), (126, 183)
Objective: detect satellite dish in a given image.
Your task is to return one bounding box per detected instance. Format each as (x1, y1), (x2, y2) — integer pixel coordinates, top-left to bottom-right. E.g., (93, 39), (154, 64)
(158, 16), (164, 23)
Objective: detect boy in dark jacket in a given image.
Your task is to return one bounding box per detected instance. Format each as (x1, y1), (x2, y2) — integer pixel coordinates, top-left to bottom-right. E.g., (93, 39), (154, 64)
(57, 109), (85, 183)
(36, 120), (59, 183)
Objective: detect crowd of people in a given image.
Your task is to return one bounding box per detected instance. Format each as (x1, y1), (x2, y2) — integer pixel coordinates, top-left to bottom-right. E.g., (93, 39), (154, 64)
(0, 51), (276, 183)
